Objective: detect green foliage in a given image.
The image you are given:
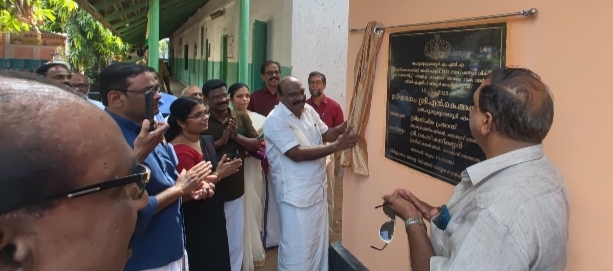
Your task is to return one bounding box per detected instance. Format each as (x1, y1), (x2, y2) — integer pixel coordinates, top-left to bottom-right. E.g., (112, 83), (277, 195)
(0, 0), (69, 34)
(159, 38), (168, 57)
(2, 0), (132, 75)
(60, 7), (131, 70)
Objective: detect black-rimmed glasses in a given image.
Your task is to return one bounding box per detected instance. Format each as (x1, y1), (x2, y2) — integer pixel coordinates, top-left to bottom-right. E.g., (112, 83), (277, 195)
(117, 84), (162, 94)
(370, 202), (396, 251)
(49, 164), (151, 200)
(71, 83), (89, 91)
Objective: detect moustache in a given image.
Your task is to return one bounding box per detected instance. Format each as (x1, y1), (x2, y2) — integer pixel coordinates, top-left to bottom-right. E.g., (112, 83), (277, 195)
(217, 101), (229, 106)
(293, 99), (306, 105)
(270, 77), (279, 81)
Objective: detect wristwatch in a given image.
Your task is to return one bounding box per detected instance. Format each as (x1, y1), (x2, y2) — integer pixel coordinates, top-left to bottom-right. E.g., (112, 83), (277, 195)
(405, 217), (427, 231)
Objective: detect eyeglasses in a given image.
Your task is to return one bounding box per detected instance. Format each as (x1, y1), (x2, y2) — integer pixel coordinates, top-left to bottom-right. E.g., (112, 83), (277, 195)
(265, 70), (280, 76)
(118, 84), (162, 94)
(370, 202), (396, 251)
(187, 112), (210, 120)
(72, 83), (89, 90)
(48, 164), (151, 200)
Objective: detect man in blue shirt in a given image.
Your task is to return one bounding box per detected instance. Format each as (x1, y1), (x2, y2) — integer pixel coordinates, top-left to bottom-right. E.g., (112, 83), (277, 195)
(99, 62), (216, 271)
(158, 91), (177, 117)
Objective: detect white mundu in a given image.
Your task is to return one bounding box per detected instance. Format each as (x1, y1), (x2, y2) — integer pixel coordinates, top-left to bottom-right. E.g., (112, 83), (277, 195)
(263, 103), (329, 271)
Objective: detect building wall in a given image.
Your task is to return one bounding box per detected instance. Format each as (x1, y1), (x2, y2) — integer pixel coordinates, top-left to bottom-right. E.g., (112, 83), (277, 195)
(344, 0), (612, 270)
(0, 32), (61, 72)
(170, 0), (292, 90)
(170, 0), (350, 108)
(290, 0), (349, 110)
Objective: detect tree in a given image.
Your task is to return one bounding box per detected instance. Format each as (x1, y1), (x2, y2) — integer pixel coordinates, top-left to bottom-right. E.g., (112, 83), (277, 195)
(60, 8), (130, 72)
(1, 0), (131, 79)
(159, 38), (168, 59)
(0, 0), (74, 34)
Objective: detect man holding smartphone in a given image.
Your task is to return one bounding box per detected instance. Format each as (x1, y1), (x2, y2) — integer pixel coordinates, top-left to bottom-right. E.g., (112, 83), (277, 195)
(99, 63), (217, 271)
(201, 79), (261, 271)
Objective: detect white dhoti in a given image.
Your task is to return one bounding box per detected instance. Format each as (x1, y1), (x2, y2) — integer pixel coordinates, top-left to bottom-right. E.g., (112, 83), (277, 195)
(224, 195), (245, 271)
(139, 250), (188, 271)
(263, 174), (281, 249)
(277, 199), (329, 271)
(325, 154), (336, 232)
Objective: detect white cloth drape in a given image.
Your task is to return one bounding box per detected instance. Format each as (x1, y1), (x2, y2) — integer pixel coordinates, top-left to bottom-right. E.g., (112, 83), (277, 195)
(243, 112), (267, 270)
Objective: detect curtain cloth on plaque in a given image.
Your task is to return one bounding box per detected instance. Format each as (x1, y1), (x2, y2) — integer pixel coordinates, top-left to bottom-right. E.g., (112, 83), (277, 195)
(340, 21), (384, 176)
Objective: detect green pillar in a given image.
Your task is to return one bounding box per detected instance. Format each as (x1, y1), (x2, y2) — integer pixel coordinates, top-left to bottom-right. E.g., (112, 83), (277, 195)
(148, 0), (160, 72)
(238, 0), (249, 83)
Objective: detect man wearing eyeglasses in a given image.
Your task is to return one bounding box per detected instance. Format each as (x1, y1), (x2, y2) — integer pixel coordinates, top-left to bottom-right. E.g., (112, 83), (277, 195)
(248, 60), (282, 116)
(70, 72), (105, 109)
(0, 70), (149, 270)
(99, 63), (217, 271)
(383, 67), (569, 271)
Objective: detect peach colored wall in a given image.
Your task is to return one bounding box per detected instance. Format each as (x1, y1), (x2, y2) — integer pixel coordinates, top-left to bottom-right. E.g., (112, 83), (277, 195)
(343, 1), (613, 270)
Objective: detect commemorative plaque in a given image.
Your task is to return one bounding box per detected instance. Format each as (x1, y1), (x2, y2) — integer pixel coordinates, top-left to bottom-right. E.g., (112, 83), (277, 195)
(385, 23), (507, 185)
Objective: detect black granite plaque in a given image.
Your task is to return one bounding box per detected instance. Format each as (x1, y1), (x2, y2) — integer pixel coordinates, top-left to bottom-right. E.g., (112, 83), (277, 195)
(385, 23), (506, 185)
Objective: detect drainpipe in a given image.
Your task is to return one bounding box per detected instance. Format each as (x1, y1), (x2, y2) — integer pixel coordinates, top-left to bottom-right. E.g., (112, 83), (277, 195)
(238, 0), (249, 84)
(148, 0), (160, 72)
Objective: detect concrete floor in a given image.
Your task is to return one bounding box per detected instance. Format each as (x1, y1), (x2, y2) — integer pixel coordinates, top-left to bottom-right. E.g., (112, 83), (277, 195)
(168, 77), (187, 96)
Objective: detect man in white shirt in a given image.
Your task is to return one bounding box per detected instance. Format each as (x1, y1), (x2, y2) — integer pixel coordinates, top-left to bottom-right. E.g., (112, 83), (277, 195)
(70, 73), (105, 109)
(384, 67), (569, 271)
(263, 76), (358, 271)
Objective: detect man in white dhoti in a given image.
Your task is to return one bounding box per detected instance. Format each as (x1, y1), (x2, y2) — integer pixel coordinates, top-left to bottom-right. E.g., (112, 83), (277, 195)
(263, 76), (358, 271)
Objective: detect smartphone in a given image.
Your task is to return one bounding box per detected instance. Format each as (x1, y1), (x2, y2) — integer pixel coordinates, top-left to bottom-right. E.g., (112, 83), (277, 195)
(144, 89), (156, 132)
(231, 150), (239, 159)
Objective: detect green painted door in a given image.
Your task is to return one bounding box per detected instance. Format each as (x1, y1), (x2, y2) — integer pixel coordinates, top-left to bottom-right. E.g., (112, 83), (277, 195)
(221, 35), (228, 82)
(204, 40), (209, 82)
(251, 20), (267, 92)
(192, 43), (197, 85)
(183, 44), (188, 82)
(199, 27), (204, 86)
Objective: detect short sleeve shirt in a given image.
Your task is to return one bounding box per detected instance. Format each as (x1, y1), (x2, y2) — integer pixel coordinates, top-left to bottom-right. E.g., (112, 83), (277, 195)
(203, 109), (259, 201)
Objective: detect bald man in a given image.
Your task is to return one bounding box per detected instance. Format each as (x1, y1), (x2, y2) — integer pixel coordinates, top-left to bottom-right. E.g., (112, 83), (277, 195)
(384, 67), (569, 271)
(263, 76), (358, 271)
(181, 85), (204, 102)
(70, 73), (105, 109)
(0, 70), (147, 270)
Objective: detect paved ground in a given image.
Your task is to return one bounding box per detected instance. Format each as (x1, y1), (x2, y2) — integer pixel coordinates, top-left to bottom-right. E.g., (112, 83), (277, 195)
(168, 77), (186, 96)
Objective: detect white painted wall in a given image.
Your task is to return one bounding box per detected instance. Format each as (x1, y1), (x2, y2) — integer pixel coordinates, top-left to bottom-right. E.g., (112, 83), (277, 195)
(170, 0), (350, 111)
(249, 0), (293, 66)
(290, 0), (349, 111)
(172, 0), (292, 66)
(173, 0), (238, 63)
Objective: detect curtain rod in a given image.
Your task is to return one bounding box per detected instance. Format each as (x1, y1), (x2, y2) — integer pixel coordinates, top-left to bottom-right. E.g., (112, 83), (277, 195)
(349, 8), (538, 34)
